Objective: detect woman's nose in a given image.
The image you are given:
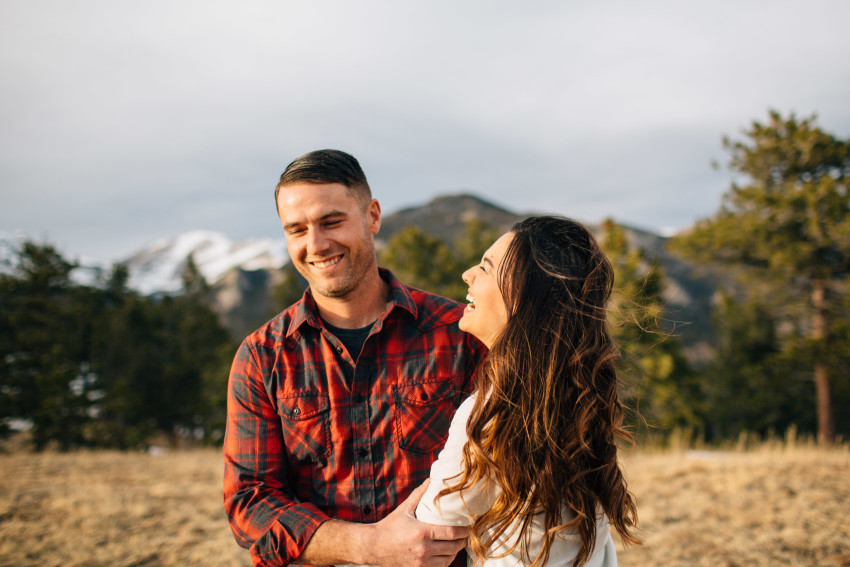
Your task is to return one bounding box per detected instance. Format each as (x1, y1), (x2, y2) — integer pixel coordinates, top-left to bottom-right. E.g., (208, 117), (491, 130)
(462, 267), (474, 285)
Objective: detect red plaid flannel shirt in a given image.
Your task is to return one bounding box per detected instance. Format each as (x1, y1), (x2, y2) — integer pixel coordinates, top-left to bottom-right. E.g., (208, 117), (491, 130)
(223, 269), (484, 566)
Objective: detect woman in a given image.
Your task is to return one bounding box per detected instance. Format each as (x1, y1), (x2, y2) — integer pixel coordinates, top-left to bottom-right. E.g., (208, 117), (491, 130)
(415, 216), (639, 566)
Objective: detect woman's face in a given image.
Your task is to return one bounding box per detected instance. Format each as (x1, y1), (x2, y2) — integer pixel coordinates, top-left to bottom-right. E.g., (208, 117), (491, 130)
(459, 232), (513, 349)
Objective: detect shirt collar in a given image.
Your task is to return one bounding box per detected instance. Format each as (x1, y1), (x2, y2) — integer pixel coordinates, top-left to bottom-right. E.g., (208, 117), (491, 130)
(286, 268), (417, 338)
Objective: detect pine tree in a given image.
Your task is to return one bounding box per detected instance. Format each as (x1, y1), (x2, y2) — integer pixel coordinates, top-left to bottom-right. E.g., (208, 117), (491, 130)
(601, 220), (699, 434)
(89, 269), (163, 447)
(672, 111), (850, 444)
(380, 225), (458, 298)
(90, 259), (235, 447)
(147, 257), (234, 446)
(271, 264), (308, 313)
(379, 219), (501, 302)
(702, 294), (815, 440)
(0, 242), (98, 449)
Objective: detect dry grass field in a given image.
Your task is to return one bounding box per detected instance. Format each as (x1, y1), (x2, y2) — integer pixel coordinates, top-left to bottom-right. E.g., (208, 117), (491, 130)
(1, 441), (848, 566)
(617, 444), (850, 566)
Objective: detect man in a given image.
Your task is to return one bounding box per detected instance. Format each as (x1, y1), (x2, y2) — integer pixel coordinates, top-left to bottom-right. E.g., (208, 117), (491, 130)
(223, 149), (485, 567)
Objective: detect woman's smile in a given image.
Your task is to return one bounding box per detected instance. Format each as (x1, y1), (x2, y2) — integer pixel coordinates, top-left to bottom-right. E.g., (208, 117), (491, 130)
(458, 232), (513, 349)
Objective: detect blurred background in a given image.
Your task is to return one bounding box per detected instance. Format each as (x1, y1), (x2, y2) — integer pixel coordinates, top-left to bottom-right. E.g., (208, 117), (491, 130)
(3, 0), (850, 449)
(2, 0), (850, 448)
(3, 2), (850, 565)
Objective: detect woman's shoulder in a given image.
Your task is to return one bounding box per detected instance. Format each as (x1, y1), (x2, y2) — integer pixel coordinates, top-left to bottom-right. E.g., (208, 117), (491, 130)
(458, 391), (477, 412)
(452, 391), (480, 427)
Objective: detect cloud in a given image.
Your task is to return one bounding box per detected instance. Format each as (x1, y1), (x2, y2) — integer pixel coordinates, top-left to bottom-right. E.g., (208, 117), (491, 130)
(1, 0), (849, 260)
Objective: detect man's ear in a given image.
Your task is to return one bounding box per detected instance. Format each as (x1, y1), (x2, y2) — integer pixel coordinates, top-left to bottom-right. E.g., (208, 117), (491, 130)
(368, 199), (381, 235)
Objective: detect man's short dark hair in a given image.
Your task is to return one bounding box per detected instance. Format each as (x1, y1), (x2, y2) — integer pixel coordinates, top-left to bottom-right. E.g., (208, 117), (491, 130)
(275, 149), (372, 206)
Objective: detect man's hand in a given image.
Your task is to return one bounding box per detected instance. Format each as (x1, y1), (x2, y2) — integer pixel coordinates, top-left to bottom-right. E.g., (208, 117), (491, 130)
(362, 480), (470, 567)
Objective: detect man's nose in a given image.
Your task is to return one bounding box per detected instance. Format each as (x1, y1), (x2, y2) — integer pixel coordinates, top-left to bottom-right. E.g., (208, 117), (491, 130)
(307, 229), (330, 255)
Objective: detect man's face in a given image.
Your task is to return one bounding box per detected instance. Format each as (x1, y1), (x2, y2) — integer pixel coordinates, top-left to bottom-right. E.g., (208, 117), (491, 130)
(277, 182), (381, 300)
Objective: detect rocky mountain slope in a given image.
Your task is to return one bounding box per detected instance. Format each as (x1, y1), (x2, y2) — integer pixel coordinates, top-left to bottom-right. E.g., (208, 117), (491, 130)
(377, 194), (717, 361)
(3, 195), (716, 359)
(122, 230), (288, 295)
(377, 194), (523, 246)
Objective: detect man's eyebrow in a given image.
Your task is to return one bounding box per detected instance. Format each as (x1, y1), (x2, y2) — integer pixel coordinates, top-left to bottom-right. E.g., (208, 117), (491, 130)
(283, 211), (346, 231)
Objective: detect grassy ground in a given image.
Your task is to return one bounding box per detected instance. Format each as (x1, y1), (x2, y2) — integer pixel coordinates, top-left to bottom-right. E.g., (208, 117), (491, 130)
(0, 447), (249, 567)
(617, 446), (850, 566)
(0, 443), (848, 566)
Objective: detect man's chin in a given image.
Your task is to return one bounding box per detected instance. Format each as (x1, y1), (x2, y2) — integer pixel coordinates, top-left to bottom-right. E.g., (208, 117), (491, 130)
(317, 288), (353, 299)
(310, 278), (357, 299)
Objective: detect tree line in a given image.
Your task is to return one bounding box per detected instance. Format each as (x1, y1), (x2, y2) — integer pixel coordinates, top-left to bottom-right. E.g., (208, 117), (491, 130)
(377, 110), (850, 446)
(672, 111), (850, 445)
(2, 110), (848, 450)
(0, 247), (235, 450)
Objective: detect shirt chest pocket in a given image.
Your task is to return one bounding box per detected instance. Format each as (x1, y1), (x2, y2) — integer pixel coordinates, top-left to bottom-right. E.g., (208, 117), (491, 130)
(392, 378), (460, 454)
(276, 391), (331, 465)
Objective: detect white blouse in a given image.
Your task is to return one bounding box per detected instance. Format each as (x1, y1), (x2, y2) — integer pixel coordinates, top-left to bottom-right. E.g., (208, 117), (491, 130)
(414, 395), (617, 567)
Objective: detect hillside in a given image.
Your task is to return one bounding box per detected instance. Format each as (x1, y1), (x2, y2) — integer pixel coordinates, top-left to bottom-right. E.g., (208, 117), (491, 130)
(377, 193), (523, 246)
(120, 194), (717, 357)
(122, 230), (288, 295)
(3, 194), (715, 356)
(377, 195), (717, 361)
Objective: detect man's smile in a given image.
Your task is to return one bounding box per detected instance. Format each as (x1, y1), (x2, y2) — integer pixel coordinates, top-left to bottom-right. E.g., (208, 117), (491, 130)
(311, 255), (343, 270)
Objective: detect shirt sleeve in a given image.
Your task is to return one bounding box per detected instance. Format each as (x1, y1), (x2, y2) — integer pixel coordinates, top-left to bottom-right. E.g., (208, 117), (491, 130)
(222, 340), (330, 567)
(415, 394), (499, 526)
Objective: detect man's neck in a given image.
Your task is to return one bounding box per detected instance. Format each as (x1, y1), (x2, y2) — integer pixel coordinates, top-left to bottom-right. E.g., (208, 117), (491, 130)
(313, 270), (390, 329)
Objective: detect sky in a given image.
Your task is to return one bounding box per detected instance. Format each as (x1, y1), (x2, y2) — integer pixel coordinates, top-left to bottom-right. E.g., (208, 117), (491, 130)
(2, 0), (849, 263)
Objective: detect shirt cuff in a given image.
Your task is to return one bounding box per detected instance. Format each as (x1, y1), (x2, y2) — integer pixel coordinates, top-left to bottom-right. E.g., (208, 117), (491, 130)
(250, 502), (331, 567)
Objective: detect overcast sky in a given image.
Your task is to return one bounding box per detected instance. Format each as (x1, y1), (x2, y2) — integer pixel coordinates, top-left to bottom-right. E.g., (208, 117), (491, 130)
(2, 0), (849, 262)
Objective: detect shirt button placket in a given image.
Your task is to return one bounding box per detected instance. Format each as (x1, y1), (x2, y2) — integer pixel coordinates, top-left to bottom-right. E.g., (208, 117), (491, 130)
(352, 363), (376, 522)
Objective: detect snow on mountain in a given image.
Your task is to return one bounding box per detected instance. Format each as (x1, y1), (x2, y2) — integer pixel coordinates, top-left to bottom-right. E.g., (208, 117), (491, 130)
(123, 230), (289, 295)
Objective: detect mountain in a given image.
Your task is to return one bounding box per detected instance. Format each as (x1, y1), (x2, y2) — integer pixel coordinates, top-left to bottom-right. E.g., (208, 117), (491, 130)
(378, 195), (718, 362)
(116, 195), (718, 360)
(113, 231), (291, 339)
(122, 230), (288, 295)
(3, 195), (716, 358)
(377, 194), (523, 247)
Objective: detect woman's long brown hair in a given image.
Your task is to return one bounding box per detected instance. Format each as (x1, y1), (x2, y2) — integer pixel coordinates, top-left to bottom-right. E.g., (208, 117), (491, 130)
(438, 216), (639, 566)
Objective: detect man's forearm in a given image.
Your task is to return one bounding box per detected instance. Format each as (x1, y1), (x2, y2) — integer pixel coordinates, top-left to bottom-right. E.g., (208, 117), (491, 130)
(291, 483), (469, 567)
(291, 519), (372, 565)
